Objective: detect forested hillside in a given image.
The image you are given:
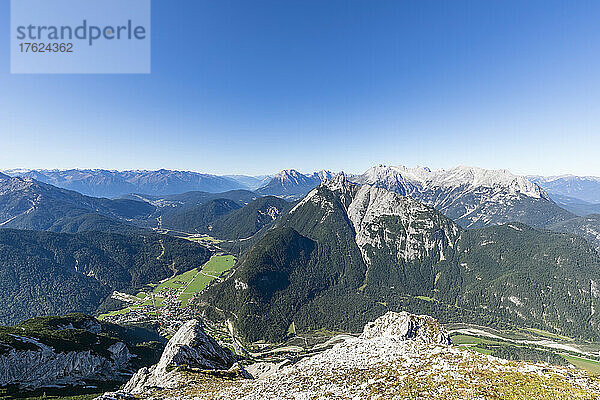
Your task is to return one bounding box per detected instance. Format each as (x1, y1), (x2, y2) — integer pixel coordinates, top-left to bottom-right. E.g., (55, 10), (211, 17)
(0, 175), (154, 233)
(207, 196), (290, 239)
(549, 214), (600, 253)
(203, 178), (600, 343)
(161, 198), (242, 233)
(0, 230), (211, 325)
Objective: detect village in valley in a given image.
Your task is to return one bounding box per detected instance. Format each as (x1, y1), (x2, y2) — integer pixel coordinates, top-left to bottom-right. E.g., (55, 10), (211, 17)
(99, 234), (236, 340)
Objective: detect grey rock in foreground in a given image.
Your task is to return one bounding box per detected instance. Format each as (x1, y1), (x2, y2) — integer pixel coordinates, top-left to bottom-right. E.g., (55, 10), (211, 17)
(122, 319), (239, 394)
(360, 311), (452, 344)
(125, 311), (600, 399)
(93, 391), (135, 400)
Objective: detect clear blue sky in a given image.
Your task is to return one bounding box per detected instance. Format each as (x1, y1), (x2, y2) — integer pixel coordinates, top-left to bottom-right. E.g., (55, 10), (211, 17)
(1, 0), (599, 176)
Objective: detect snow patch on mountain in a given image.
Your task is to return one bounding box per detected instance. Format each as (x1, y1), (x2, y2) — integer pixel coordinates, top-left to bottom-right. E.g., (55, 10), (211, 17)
(360, 164), (546, 199)
(352, 165), (571, 228)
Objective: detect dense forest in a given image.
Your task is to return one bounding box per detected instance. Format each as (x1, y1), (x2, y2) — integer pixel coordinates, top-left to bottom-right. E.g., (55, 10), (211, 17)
(202, 183), (600, 343)
(0, 229), (212, 325)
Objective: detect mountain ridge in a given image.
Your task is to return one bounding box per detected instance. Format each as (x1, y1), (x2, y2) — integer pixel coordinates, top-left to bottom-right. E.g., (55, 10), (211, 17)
(255, 169), (338, 199)
(3, 169), (250, 198)
(352, 164), (573, 228)
(203, 176), (600, 343)
(0, 175), (154, 233)
(528, 174), (600, 204)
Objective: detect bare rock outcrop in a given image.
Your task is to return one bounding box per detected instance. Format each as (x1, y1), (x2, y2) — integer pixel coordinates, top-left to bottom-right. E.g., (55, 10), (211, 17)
(360, 311), (452, 344)
(0, 337), (133, 389)
(122, 319), (239, 394)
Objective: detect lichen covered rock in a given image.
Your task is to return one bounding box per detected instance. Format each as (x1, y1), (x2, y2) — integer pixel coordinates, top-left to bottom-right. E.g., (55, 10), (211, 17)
(360, 311), (452, 344)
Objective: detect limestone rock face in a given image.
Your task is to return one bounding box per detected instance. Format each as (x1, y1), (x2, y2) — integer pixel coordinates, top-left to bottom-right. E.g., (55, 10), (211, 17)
(0, 337), (133, 389)
(360, 311), (452, 344)
(123, 319), (237, 394)
(156, 319), (236, 371)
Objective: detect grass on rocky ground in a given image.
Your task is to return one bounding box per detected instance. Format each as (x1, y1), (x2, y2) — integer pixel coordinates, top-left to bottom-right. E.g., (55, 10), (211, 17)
(451, 333), (600, 376)
(564, 355), (600, 375)
(5, 395), (100, 400)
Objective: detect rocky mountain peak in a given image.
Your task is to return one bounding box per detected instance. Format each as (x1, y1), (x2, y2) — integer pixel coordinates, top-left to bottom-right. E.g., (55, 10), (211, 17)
(274, 169), (305, 182)
(123, 319), (238, 394)
(353, 164), (568, 228)
(360, 311), (451, 344)
(320, 173), (356, 193)
(155, 319), (235, 372)
(311, 170), (335, 181)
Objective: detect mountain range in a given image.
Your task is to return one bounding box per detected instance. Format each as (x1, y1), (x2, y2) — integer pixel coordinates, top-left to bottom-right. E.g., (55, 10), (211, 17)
(6, 167), (600, 214)
(3, 169), (254, 198)
(223, 175), (272, 190)
(529, 175), (600, 204)
(352, 165), (575, 228)
(3, 164), (600, 396)
(2, 167), (329, 200)
(203, 176), (600, 343)
(4, 166), (600, 253)
(255, 169), (336, 199)
(0, 174), (154, 233)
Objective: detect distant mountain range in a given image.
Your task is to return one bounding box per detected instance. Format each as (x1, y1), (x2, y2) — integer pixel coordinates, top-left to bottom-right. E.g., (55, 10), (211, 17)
(0, 174), (154, 233)
(3, 167), (333, 200)
(4, 166), (600, 246)
(203, 176), (600, 342)
(5, 168), (600, 212)
(3, 169), (259, 198)
(352, 165), (574, 229)
(529, 175), (600, 204)
(223, 175), (272, 190)
(544, 193), (600, 217)
(255, 169), (337, 199)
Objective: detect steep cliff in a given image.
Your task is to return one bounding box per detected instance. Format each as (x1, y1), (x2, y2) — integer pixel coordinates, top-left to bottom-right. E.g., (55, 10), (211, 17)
(0, 314), (163, 390)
